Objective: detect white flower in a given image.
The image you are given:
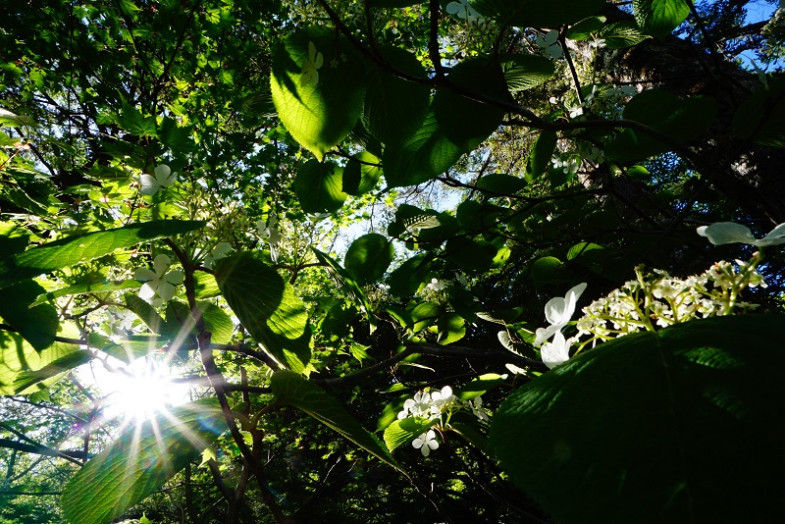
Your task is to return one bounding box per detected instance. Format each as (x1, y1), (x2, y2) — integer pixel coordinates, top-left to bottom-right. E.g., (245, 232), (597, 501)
(469, 396), (491, 422)
(204, 242), (234, 269)
(300, 41), (324, 87)
(134, 254), (184, 302)
(398, 390), (432, 419)
(445, 0), (482, 23)
(534, 282), (587, 345)
(541, 331), (572, 369)
(412, 430), (439, 457)
(140, 164), (177, 196)
(535, 30), (563, 59)
(429, 386), (454, 414)
(696, 221), (785, 247)
(256, 217), (282, 262)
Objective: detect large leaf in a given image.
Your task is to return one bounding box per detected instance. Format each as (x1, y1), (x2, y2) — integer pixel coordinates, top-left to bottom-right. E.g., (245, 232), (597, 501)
(432, 57), (508, 150)
(0, 220), (204, 291)
(383, 417), (436, 452)
(0, 281), (58, 350)
(499, 54), (555, 92)
(270, 28), (366, 161)
(271, 371), (401, 471)
(293, 160), (347, 213)
(733, 75), (785, 147)
(490, 315), (785, 522)
(606, 90), (717, 162)
(469, 0), (606, 27)
(62, 399), (226, 524)
(342, 151), (383, 195)
(344, 233), (394, 286)
(0, 330), (83, 395)
(382, 111), (465, 187)
(633, 0), (690, 39)
(362, 46), (430, 145)
(215, 253), (311, 373)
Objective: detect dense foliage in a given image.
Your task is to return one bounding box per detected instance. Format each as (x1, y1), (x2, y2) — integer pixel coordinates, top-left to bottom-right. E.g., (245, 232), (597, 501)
(1, 0), (784, 522)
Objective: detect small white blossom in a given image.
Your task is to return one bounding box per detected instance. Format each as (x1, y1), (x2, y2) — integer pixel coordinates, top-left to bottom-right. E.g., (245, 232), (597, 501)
(140, 164), (177, 196)
(300, 41), (324, 87)
(412, 430), (439, 457)
(134, 254), (183, 302)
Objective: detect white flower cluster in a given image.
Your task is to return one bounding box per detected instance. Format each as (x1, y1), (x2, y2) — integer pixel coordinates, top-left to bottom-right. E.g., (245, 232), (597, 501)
(398, 386), (455, 421)
(397, 386), (492, 457)
(577, 262), (765, 342)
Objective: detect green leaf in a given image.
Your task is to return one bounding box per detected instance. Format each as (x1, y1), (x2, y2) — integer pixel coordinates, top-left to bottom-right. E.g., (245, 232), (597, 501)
(475, 173), (526, 195)
(62, 399), (226, 524)
(13, 350), (91, 393)
(566, 16), (608, 40)
(525, 130), (557, 181)
(432, 57), (507, 150)
(499, 54), (555, 92)
(215, 253), (311, 374)
(368, 0), (423, 6)
(445, 237), (497, 272)
(344, 234), (394, 286)
(199, 302), (234, 345)
(342, 151), (383, 195)
(383, 417), (436, 452)
(458, 373), (507, 400)
(293, 160), (348, 213)
(599, 21), (653, 49)
(312, 249), (377, 332)
(0, 281), (58, 350)
(606, 90), (717, 162)
(362, 46), (430, 145)
(490, 315), (785, 522)
(411, 302), (441, 332)
(436, 313), (466, 345)
(531, 256), (570, 285)
(0, 220), (205, 291)
(124, 293), (165, 335)
(382, 111), (465, 188)
(469, 0), (605, 27)
(633, 0), (691, 39)
(566, 242), (604, 261)
(270, 28), (366, 161)
(0, 330), (82, 395)
(32, 277), (140, 306)
(271, 370), (401, 470)
(733, 75), (785, 147)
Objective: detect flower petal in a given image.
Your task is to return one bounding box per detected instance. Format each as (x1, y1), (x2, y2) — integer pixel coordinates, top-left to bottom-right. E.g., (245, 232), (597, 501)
(134, 268), (157, 282)
(164, 270), (184, 285)
(139, 174), (159, 196)
(157, 281), (177, 301)
(542, 331), (571, 369)
(139, 282), (156, 301)
(534, 324), (560, 346)
(544, 296), (567, 325)
(153, 254), (171, 276)
(697, 222), (756, 246)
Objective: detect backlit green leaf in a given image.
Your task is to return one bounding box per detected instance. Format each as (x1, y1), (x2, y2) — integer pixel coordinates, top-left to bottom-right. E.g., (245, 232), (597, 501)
(383, 417), (436, 452)
(469, 0), (605, 27)
(272, 371), (401, 470)
(0, 220), (204, 291)
(633, 0), (690, 39)
(215, 253), (311, 374)
(270, 28), (366, 161)
(62, 399), (226, 524)
(293, 160), (348, 213)
(344, 234), (394, 286)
